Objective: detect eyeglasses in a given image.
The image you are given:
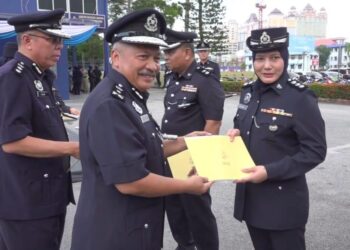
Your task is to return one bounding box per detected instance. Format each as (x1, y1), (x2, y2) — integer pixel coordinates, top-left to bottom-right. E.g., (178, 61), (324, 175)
(27, 33), (63, 44)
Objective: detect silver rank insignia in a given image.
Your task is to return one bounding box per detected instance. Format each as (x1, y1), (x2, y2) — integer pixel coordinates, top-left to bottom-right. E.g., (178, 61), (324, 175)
(144, 14), (158, 32)
(276, 83), (283, 89)
(243, 93), (252, 104)
(260, 31), (271, 44)
(34, 80), (44, 91)
(132, 101), (143, 115)
(269, 124), (278, 132)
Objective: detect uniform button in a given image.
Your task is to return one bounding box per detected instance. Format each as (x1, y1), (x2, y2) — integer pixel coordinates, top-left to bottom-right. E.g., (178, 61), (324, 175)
(183, 97), (187, 100)
(144, 223), (149, 229)
(278, 186), (282, 190)
(246, 131), (250, 135)
(161, 144), (164, 148)
(167, 107), (171, 110)
(175, 81), (179, 85)
(257, 100), (260, 103)
(251, 116), (254, 119)
(170, 93), (174, 97)
(152, 133), (155, 137)
(43, 173), (49, 178)
(164, 120), (168, 123)
(45, 105), (50, 109)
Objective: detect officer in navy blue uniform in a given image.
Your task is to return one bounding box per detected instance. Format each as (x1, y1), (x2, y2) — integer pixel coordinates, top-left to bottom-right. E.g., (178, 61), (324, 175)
(196, 41), (221, 80)
(70, 9), (212, 250)
(0, 41), (80, 116)
(0, 9), (79, 250)
(227, 27), (327, 250)
(162, 29), (224, 250)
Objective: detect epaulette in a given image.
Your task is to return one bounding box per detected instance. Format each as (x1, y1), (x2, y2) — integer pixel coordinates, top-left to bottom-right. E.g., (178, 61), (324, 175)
(13, 61), (25, 75)
(196, 65), (211, 76)
(287, 78), (307, 90)
(111, 83), (125, 101)
(242, 80), (255, 88)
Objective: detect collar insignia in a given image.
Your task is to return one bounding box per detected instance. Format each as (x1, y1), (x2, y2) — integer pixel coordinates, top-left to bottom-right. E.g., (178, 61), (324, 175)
(243, 93), (251, 104)
(260, 31), (271, 44)
(132, 101), (143, 115)
(144, 14), (158, 32)
(34, 80), (44, 91)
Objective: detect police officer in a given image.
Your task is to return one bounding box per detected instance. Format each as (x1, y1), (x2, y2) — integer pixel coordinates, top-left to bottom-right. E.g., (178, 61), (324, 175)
(196, 41), (221, 80)
(0, 41), (80, 116)
(162, 29), (225, 250)
(70, 9), (212, 250)
(227, 27), (327, 250)
(0, 9), (79, 250)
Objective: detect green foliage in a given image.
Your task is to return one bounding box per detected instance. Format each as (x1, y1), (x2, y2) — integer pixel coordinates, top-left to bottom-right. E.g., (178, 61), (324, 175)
(73, 34), (104, 66)
(132, 0), (182, 27)
(221, 81), (244, 92)
(186, 0), (228, 53)
(309, 83), (350, 100)
(316, 45), (331, 68)
(108, 0), (128, 22)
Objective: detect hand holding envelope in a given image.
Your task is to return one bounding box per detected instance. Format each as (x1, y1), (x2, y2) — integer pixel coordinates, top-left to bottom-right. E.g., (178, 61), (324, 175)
(167, 135), (256, 181)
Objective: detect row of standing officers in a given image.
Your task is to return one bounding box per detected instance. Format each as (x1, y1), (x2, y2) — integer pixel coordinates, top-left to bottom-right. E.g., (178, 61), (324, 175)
(0, 7), (326, 250)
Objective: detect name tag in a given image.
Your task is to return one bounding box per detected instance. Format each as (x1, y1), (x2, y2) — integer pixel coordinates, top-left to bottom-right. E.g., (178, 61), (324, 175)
(140, 114), (150, 123)
(238, 103), (248, 110)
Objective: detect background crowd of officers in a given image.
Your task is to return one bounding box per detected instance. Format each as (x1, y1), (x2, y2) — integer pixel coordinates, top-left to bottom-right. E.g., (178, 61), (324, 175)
(70, 64), (102, 95)
(0, 7), (326, 250)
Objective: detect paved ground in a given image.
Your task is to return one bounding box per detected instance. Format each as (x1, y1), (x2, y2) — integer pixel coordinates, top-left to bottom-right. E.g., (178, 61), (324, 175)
(61, 88), (350, 250)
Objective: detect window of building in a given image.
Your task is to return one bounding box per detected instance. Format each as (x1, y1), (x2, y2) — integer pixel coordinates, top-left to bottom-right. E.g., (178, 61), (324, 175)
(71, 0), (97, 14)
(38, 0), (66, 11)
(291, 55), (295, 60)
(298, 64), (302, 69)
(248, 56), (252, 61)
(291, 64), (295, 69)
(38, 0), (97, 14)
(298, 55), (302, 60)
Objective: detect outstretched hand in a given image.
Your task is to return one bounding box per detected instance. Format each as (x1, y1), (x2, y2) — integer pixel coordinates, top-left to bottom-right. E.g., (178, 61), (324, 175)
(226, 128), (240, 142)
(234, 165), (267, 184)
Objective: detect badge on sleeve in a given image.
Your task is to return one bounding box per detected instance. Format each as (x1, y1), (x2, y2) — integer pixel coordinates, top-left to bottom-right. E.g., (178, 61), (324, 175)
(243, 93), (252, 104)
(132, 101), (143, 115)
(34, 80), (44, 91)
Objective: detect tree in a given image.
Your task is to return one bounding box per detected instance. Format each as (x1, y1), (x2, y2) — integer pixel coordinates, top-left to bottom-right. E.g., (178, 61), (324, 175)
(316, 45), (331, 69)
(108, 0), (128, 22)
(132, 0), (182, 27)
(187, 0), (229, 54)
(70, 34), (104, 66)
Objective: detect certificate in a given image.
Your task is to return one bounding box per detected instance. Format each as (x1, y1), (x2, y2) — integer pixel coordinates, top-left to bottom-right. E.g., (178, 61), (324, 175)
(167, 150), (194, 180)
(167, 136), (255, 181)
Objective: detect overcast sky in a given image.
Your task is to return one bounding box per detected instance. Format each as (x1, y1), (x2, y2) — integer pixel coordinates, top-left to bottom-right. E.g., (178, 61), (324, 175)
(223, 0), (348, 40)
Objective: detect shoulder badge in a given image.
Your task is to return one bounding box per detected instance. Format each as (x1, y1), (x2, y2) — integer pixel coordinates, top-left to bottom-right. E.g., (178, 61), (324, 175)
(13, 61), (25, 75)
(196, 65), (211, 77)
(287, 78), (307, 90)
(111, 83), (125, 101)
(242, 80), (255, 88)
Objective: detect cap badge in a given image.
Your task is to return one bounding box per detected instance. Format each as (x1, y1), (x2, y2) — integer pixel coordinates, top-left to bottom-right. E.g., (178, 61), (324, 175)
(34, 80), (44, 91)
(132, 101), (143, 115)
(260, 31), (271, 44)
(243, 93), (252, 104)
(144, 14), (158, 32)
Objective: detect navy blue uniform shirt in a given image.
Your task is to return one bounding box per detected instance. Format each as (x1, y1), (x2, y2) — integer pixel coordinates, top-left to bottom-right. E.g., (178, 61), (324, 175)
(0, 52), (74, 220)
(198, 60), (221, 80)
(71, 69), (166, 250)
(162, 60), (224, 135)
(233, 73), (327, 230)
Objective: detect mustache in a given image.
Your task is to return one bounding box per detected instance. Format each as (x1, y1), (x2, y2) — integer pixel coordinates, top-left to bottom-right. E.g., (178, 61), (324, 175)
(138, 70), (156, 77)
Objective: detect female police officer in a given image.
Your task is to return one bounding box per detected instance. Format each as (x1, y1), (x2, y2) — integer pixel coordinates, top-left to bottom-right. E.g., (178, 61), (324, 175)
(227, 27), (327, 249)
(71, 9), (212, 250)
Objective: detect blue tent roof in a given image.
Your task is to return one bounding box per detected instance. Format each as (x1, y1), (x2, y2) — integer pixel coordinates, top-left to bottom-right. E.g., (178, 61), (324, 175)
(0, 20), (97, 45)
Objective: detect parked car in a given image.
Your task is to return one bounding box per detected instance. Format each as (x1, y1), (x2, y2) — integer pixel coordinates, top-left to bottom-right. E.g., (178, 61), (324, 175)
(320, 71), (343, 83)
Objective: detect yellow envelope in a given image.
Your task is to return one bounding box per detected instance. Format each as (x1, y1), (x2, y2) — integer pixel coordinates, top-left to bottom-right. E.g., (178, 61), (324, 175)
(184, 135), (255, 181)
(167, 149), (194, 180)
